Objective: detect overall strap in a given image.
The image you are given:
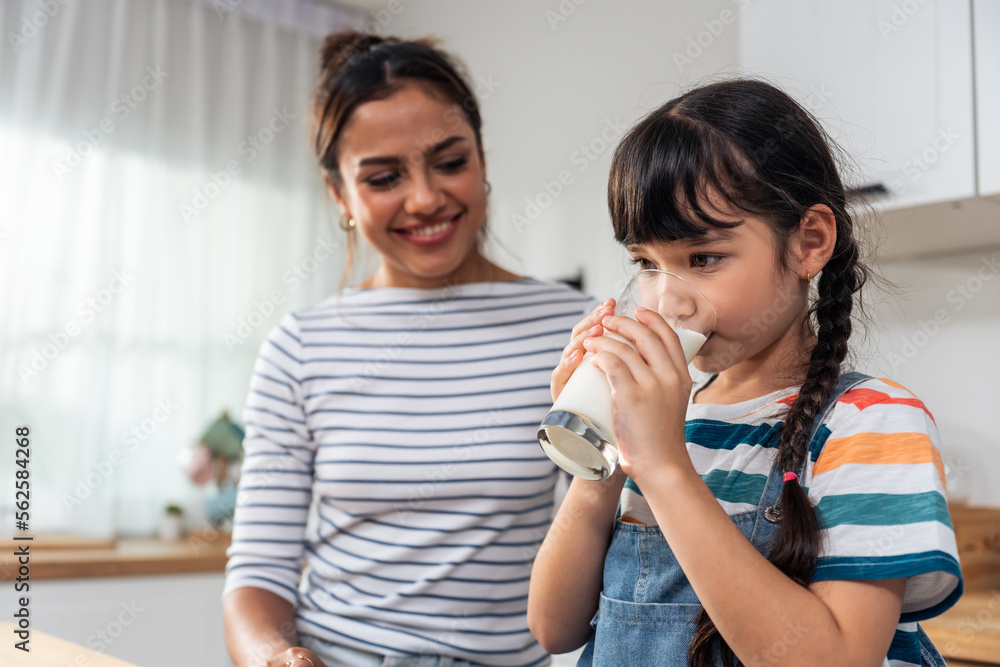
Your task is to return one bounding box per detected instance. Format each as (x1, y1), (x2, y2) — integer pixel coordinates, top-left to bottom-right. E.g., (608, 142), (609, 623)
(750, 371), (872, 550)
(800, 370), (872, 478)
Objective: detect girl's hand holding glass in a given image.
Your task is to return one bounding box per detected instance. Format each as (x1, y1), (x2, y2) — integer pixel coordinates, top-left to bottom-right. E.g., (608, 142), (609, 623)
(539, 270), (715, 480)
(582, 305), (698, 482)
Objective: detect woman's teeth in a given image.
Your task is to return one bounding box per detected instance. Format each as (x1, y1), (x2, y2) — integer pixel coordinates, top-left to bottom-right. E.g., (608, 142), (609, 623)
(406, 220), (452, 237)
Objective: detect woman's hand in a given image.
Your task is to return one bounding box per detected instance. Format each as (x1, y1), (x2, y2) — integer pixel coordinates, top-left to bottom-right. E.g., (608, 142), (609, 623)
(551, 299), (616, 402)
(263, 648), (326, 667)
(582, 306), (693, 484)
(224, 588), (328, 667)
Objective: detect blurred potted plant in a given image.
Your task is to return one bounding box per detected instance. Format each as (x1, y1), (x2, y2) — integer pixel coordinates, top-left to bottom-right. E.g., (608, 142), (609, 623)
(179, 411), (244, 528)
(159, 503), (185, 541)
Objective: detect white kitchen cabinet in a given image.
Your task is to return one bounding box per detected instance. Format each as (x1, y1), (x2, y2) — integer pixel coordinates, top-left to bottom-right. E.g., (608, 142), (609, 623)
(975, 0), (1000, 197)
(739, 0), (976, 211)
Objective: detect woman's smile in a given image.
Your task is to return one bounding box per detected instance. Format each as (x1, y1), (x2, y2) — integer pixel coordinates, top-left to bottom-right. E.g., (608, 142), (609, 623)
(392, 211), (463, 245)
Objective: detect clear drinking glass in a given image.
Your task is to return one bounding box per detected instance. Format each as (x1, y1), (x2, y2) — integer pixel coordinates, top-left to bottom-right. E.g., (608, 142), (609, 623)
(537, 270), (716, 480)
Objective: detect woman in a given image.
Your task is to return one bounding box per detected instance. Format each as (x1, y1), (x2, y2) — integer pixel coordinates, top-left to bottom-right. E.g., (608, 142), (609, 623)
(222, 31), (593, 667)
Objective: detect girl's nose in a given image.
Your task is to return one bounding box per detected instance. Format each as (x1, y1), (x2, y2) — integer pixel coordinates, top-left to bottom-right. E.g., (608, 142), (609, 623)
(658, 291), (697, 321)
(404, 172), (447, 216)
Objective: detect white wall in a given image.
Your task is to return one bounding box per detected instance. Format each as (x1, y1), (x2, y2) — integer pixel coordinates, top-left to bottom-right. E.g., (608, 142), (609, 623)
(370, 0), (742, 298)
(857, 248), (1000, 506)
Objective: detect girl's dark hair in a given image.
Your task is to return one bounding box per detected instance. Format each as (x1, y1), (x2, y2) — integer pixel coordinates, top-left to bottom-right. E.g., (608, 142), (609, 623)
(308, 30), (486, 286)
(608, 79), (868, 667)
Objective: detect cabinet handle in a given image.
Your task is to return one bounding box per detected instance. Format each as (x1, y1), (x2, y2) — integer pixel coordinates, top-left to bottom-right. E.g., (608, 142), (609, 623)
(846, 182), (889, 201)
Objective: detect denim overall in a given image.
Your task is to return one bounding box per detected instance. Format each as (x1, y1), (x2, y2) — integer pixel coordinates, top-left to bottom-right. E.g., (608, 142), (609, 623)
(577, 372), (948, 666)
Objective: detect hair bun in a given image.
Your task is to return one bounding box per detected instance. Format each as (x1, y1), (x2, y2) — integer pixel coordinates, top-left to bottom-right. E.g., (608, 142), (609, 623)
(319, 30), (386, 75)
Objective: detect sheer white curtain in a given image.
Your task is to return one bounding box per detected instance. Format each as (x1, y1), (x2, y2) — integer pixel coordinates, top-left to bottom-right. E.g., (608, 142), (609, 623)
(0, 0), (360, 536)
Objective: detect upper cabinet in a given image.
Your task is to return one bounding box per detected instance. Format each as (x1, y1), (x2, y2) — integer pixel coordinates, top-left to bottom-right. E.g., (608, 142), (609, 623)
(975, 0), (1000, 197)
(739, 0), (977, 211)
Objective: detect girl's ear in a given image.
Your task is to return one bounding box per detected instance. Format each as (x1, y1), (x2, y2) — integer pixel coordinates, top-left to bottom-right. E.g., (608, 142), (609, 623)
(796, 204), (837, 280)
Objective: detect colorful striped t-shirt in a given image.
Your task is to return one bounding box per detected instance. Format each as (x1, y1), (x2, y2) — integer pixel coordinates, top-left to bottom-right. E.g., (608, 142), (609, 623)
(620, 374), (962, 667)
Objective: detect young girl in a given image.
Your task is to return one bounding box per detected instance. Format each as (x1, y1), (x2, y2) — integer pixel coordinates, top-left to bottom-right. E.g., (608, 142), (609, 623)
(528, 80), (961, 666)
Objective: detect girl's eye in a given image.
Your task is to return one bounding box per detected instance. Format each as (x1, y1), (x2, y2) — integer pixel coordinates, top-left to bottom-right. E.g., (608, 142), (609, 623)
(691, 254), (721, 269)
(629, 257), (654, 270)
(436, 156), (468, 172)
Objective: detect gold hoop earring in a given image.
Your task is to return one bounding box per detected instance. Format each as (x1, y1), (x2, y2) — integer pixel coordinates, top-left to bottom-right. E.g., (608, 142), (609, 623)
(805, 271), (811, 282)
(339, 215), (356, 231)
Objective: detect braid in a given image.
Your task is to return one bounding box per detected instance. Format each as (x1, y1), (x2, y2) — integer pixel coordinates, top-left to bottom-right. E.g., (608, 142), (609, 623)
(769, 231), (862, 581)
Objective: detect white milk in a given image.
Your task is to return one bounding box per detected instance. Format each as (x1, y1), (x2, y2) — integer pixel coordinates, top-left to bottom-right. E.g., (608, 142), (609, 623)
(549, 327), (708, 446)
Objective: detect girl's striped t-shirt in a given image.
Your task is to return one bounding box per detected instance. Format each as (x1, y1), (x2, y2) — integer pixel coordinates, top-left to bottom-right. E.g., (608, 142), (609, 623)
(620, 374), (962, 667)
(223, 279), (594, 667)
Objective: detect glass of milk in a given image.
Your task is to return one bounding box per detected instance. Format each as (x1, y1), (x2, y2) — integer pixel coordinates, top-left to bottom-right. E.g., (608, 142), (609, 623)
(537, 270), (716, 480)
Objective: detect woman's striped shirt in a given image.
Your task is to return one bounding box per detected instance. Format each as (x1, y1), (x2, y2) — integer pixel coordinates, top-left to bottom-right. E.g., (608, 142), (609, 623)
(223, 279), (593, 666)
(621, 374), (963, 667)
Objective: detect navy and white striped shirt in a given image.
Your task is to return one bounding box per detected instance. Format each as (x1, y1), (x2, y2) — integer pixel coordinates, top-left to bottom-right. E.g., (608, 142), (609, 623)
(224, 279), (594, 666)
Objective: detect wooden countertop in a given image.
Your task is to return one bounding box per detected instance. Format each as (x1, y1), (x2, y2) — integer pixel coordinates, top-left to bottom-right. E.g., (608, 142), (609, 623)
(0, 531), (230, 580)
(923, 591), (1000, 664)
(922, 505), (1000, 665)
(0, 622), (138, 666)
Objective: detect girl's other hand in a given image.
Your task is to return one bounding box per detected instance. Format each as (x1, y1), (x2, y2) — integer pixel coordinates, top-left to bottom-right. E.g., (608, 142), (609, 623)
(551, 299), (616, 403)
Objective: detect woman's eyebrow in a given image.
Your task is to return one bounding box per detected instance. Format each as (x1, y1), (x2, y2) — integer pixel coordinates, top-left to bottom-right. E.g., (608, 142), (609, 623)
(357, 136), (468, 167)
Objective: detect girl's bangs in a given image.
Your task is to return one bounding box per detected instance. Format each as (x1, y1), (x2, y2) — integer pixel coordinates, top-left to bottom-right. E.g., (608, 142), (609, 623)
(608, 111), (759, 247)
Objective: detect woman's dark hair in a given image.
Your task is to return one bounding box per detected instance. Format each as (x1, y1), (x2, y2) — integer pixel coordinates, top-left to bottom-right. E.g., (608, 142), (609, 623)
(608, 79), (869, 667)
(308, 30), (486, 286)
